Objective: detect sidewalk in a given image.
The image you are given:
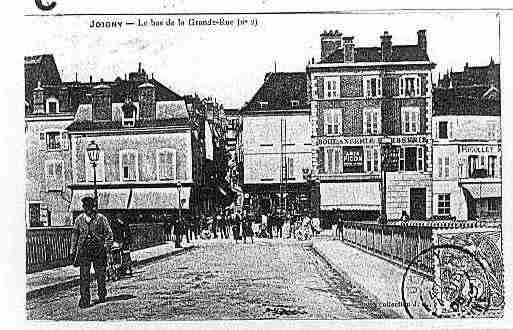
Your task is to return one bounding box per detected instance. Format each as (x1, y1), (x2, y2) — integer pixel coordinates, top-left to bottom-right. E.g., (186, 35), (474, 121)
(312, 239), (430, 319)
(27, 242), (194, 299)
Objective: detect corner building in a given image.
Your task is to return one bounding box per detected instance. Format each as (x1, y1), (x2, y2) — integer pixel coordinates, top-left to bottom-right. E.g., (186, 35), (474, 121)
(307, 30), (435, 222)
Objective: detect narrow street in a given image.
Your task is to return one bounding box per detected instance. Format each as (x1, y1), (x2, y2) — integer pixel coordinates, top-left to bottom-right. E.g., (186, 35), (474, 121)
(26, 239), (397, 320)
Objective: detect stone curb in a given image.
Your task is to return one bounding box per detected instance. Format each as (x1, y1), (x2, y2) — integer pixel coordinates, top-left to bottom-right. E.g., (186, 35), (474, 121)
(26, 245), (195, 300)
(311, 242), (404, 319)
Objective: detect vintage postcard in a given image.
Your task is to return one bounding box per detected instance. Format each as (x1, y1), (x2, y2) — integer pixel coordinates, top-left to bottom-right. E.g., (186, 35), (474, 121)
(15, 0), (512, 328)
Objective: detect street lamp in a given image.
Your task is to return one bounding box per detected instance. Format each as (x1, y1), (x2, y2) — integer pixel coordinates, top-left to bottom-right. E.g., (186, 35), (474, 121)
(86, 140), (100, 208)
(380, 137), (393, 222)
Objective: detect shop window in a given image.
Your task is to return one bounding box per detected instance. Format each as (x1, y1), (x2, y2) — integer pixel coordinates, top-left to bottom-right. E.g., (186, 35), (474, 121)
(363, 108), (380, 135)
(119, 150), (138, 181)
(488, 198), (500, 213)
(468, 155), (479, 178)
(365, 147), (380, 173)
(325, 148), (342, 174)
(488, 155), (497, 178)
(364, 76), (382, 98)
(437, 194), (451, 216)
(324, 77), (339, 99)
(157, 148), (176, 181)
(45, 131), (61, 150)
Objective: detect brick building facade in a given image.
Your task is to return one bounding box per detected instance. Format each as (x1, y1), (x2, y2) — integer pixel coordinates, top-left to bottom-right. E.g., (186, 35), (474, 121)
(307, 30), (435, 223)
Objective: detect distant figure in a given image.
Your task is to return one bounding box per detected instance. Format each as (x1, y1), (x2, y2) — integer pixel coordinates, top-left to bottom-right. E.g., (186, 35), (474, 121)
(267, 213), (274, 238)
(174, 216), (184, 248)
(110, 213), (131, 249)
(400, 210), (410, 224)
(231, 212), (241, 243)
(241, 211), (254, 244)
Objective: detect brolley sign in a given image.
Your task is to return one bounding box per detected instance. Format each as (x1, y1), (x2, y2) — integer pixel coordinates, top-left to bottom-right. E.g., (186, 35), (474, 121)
(343, 146), (364, 173)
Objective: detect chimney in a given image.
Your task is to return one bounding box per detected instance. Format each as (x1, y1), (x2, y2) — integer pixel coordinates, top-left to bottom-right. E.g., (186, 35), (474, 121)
(92, 84), (112, 121)
(343, 36), (355, 63)
(58, 86), (69, 113)
(89, 75), (92, 83)
(138, 62), (142, 73)
(417, 29), (427, 54)
(138, 81), (156, 120)
(380, 31), (392, 62)
(320, 30), (342, 60)
(32, 81), (45, 114)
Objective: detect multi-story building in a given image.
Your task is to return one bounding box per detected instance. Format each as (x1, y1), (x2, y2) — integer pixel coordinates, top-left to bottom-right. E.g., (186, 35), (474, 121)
(224, 108), (244, 211)
(432, 61), (501, 221)
(242, 72), (311, 216)
(25, 55), (72, 227)
(65, 69), (210, 222)
(307, 30), (435, 223)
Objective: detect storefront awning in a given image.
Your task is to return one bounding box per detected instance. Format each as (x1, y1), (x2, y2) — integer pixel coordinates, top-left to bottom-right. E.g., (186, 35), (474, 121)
(129, 187), (191, 210)
(462, 183), (501, 199)
(70, 189), (130, 212)
(320, 182), (381, 211)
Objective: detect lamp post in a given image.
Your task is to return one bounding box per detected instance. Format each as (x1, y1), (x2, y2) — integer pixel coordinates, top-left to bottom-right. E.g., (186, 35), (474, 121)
(86, 140), (100, 208)
(302, 168), (312, 216)
(380, 137), (393, 222)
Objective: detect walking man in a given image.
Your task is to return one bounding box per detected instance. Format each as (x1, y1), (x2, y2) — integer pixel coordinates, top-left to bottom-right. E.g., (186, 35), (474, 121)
(70, 196), (113, 308)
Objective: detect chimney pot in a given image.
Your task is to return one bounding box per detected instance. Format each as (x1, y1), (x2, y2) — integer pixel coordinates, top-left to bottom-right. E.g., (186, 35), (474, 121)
(417, 29), (427, 54)
(320, 29), (342, 60)
(380, 31), (393, 62)
(90, 75), (92, 83)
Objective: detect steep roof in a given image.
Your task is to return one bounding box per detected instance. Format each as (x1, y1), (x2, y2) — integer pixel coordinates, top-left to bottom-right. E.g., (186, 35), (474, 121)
(320, 45), (429, 64)
(24, 54), (62, 106)
(438, 59), (500, 90)
(242, 72), (308, 113)
(433, 87), (500, 116)
(66, 118), (190, 132)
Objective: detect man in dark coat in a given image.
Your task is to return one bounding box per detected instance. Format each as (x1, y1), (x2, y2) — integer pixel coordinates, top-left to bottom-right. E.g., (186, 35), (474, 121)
(70, 196), (113, 308)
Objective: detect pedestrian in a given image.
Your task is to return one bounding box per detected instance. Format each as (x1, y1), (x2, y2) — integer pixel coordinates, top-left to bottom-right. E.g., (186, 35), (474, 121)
(400, 210), (410, 225)
(241, 211), (254, 244)
(192, 213), (200, 240)
(211, 212), (218, 239)
(231, 211), (241, 243)
(218, 211), (227, 239)
(276, 213), (284, 238)
(174, 215), (184, 248)
(110, 213), (131, 249)
(267, 212), (274, 239)
(70, 196), (113, 308)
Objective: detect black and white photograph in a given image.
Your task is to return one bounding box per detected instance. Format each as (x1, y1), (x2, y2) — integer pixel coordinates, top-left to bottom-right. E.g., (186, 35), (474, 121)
(8, 1), (511, 327)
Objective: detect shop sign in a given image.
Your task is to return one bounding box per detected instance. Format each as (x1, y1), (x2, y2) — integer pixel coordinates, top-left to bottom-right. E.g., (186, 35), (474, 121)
(459, 145), (500, 154)
(343, 146), (364, 173)
(317, 135), (428, 146)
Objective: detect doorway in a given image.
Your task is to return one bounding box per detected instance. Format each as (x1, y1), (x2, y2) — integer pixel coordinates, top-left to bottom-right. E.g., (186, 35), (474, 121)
(410, 188), (426, 220)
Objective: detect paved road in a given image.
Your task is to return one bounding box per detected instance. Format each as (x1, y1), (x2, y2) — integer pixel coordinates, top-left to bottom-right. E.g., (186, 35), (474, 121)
(26, 239), (396, 320)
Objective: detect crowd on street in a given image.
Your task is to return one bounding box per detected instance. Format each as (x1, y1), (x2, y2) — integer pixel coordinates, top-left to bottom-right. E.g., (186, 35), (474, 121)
(165, 209), (324, 247)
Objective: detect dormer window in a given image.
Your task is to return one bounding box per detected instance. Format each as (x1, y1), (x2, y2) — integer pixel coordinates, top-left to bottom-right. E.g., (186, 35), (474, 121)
(259, 101), (268, 109)
(46, 97), (59, 114)
(122, 102), (137, 127)
(291, 100), (300, 108)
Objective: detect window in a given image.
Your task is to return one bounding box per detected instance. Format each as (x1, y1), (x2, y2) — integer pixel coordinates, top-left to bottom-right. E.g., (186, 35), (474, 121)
(437, 194), (451, 216)
(468, 155), (479, 177)
(325, 109), (341, 135)
(85, 150), (105, 182)
(364, 77), (382, 98)
(487, 198), (500, 212)
(46, 132), (61, 150)
(438, 121), (448, 139)
(259, 101), (268, 109)
(157, 149), (176, 181)
(290, 100), (300, 108)
(324, 77), (339, 99)
(325, 148), (342, 174)
(46, 97), (59, 114)
(402, 107), (420, 134)
(488, 155), (497, 177)
(400, 75), (421, 97)
(286, 157), (295, 179)
(487, 121), (498, 140)
(364, 147), (380, 173)
(45, 160), (64, 191)
(122, 103), (137, 127)
(400, 146), (424, 172)
(444, 156), (450, 177)
(119, 150), (138, 181)
(363, 108), (380, 135)
(28, 202), (42, 227)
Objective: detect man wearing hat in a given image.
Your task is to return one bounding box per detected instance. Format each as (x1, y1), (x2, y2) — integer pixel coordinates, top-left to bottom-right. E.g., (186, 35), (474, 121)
(70, 196), (113, 308)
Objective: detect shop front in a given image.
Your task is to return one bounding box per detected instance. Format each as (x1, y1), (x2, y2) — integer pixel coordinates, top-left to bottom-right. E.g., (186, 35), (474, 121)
(461, 182), (501, 221)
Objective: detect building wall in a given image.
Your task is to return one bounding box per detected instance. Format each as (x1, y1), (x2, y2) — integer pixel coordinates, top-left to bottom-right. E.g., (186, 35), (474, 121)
(25, 117), (74, 226)
(71, 130), (193, 185)
(242, 112), (312, 185)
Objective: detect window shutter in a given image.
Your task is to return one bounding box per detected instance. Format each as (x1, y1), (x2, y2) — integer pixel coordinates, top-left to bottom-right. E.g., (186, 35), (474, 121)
(318, 147), (325, 173)
(55, 162), (63, 190)
(288, 158), (294, 178)
(40, 132), (46, 151)
(449, 121), (453, 139)
(61, 132), (69, 150)
(316, 77), (324, 99)
(318, 109), (325, 136)
(97, 152), (105, 181)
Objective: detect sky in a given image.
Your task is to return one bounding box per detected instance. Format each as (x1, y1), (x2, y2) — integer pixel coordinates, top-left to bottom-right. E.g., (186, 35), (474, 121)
(26, 11), (499, 108)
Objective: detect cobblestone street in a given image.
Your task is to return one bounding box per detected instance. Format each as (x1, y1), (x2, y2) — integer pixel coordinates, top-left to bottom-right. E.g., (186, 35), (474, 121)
(26, 239), (396, 320)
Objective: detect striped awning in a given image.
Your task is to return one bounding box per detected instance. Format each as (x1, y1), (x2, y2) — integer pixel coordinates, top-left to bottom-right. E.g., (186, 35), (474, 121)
(70, 189), (130, 211)
(320, 182), (381, 211)
(128, 187), (191, 210)
(462, 183), (501, 199)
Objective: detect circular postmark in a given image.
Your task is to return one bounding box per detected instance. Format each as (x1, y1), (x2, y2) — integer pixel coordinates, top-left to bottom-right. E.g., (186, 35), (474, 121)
(401, 244), (491, 318)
